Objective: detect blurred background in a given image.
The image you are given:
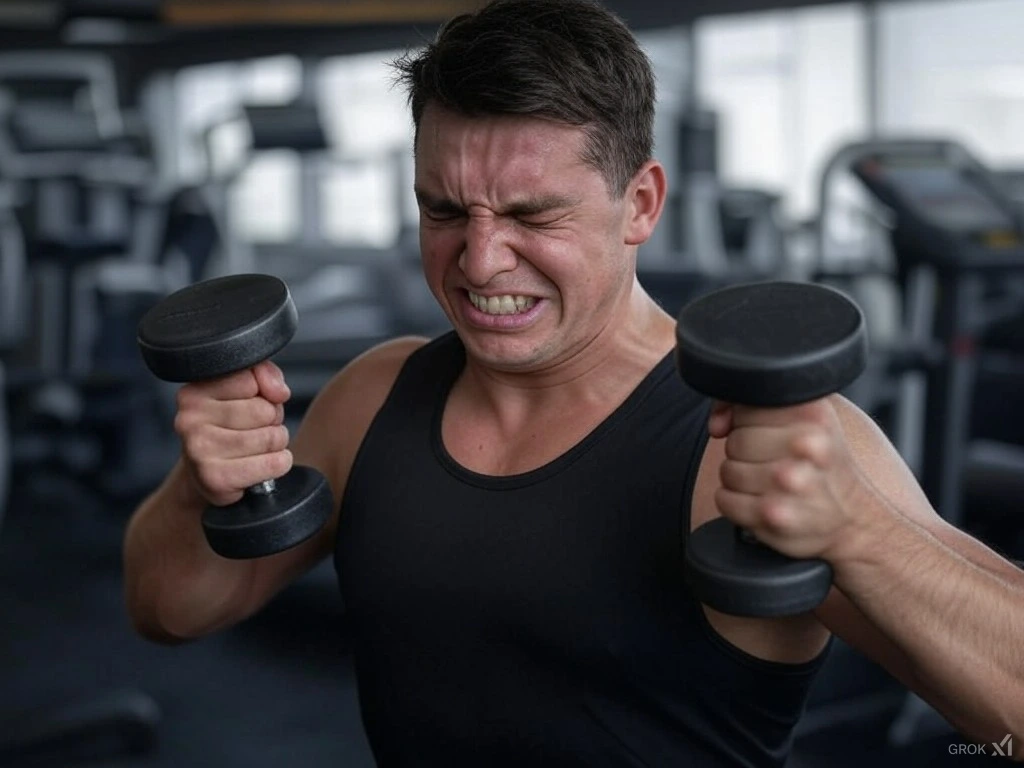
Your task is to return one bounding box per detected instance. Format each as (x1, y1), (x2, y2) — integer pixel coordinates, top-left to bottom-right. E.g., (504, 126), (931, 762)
(1, 0), (1023, 765)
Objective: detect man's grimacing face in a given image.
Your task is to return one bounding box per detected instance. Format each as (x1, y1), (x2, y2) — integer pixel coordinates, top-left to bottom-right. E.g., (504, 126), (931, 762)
(413, 104), (647, 372)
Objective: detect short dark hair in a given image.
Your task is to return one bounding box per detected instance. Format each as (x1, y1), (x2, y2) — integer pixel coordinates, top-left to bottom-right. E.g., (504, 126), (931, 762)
(392, 0), (656, 197)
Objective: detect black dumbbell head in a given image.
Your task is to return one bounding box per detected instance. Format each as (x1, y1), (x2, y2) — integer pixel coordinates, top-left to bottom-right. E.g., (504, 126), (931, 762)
(138, 274), (297, 382)
(203, 466), (334, 559)
(675, 281), (867, 407)
(686, 518), (833, 617)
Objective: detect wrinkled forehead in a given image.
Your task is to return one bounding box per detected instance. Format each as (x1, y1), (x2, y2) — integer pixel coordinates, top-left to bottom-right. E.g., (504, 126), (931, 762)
(414, 103), (591, 180)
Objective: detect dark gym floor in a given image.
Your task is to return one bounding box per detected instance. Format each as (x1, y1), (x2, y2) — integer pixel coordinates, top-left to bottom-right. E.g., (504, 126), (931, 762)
(0, 471), (1006, 767)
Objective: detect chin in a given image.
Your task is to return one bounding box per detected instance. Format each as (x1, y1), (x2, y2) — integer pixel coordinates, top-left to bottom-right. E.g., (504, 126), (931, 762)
(460, 333), (545, 370)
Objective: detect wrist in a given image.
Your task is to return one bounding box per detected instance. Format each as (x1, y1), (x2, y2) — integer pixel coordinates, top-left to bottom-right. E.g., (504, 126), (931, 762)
(823, 470), (902, 577)
(166, 457), (209, 511)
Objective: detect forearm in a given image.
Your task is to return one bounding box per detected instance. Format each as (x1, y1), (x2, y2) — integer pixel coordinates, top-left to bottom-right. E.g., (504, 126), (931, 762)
(123, 459), (259, 643)
(833, 484), (1024, 745)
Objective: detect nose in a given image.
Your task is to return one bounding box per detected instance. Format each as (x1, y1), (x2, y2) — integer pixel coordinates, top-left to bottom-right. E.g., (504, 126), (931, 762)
(458, 214), (518, 286)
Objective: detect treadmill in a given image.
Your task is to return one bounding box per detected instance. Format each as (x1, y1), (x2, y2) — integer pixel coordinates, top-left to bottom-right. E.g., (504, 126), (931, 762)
(847, 140), (1024, 531)
(830, 139), (1024, 747)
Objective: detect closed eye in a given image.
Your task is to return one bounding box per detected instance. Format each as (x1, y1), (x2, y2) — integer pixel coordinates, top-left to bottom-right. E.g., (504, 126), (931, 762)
(516, 212), (571, 228)
(414, 188), (580, 226)
(422, 207), (465, 223)
(414, 188), (464, 223)
(505, 196), (579, 224)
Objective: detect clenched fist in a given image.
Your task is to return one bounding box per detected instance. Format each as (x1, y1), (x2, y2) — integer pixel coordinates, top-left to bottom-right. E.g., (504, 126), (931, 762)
(708, 396), (867, 563)
(173, 360), (294, 507)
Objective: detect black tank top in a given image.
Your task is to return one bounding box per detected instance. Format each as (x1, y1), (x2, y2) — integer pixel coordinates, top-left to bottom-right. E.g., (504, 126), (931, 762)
(335, 332), (831, 767)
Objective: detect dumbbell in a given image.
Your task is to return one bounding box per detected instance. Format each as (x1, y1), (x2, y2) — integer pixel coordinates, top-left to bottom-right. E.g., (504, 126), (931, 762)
(137, 273), (334, 559)
(675, 281), (868, 617)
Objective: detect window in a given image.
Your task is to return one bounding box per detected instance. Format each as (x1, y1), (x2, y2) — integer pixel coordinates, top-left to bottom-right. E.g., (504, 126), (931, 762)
(317, 50), (412, 247)
(173, 55), (303, 243)
(696, 5), (868, 220)
(879, 0), (1024, 169)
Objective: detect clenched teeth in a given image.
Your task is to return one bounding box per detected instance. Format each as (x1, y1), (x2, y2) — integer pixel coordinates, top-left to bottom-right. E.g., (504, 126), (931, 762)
(468, 292), (537, 315)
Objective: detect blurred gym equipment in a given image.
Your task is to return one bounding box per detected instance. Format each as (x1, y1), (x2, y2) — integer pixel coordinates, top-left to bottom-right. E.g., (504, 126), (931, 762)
(0, 51), (168, 766)
(845, 139), (1024, 531)
(640, 109), (792, 317)
(0, 51), (213, 498)
(0, 179), (25, 525)
(197, 94), (448, 406)
(819, 137), (1024, 748)
(674, 110), (788, 281)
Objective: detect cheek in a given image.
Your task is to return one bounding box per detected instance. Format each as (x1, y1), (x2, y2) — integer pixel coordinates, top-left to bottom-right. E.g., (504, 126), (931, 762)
(420, 230), (460, 275)
(536, 233), (610, 287)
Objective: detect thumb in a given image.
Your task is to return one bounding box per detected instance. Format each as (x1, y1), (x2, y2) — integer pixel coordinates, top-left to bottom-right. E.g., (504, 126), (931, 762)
(253, 360), (291, 404)
(707, 401), (734, 439)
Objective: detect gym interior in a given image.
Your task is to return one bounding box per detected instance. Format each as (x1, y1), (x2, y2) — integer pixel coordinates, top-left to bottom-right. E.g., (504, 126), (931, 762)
(2, 0), (1024, 765)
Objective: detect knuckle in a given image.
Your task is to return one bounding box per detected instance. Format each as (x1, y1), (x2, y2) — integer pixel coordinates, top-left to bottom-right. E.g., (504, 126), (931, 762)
(175, 384), (197, 411)
(813, 432), (835, 465)
(173, 400), (204, 436)
(253, 397), (278, 426)
(773, 460), (806, 493)
(759, 497), (791, 533)
(790, 427), (828, 461)
(172, 409), (191, 438)
(181, 430), (203, 459)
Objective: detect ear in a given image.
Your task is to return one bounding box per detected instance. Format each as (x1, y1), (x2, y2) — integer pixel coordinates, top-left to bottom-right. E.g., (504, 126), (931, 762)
(624, 159), (667, 246)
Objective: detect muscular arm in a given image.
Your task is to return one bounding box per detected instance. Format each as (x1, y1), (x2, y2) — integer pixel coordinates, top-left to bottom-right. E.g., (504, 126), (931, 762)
(816, 397), (1024, 750)
(123, 336), (427, 643)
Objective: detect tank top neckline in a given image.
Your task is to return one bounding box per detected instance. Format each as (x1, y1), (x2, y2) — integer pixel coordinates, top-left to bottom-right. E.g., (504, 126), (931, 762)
(430, 334), (678, 490)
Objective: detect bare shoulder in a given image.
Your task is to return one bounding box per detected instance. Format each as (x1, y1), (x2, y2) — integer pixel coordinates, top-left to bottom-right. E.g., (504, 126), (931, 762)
(307, 335), (430, 409)
(292, 335), (431, 480)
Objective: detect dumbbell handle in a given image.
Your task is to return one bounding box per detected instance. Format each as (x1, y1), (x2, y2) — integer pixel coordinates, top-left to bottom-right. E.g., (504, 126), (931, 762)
(249, 479), (278, 495)
(737, 527), (759, 545)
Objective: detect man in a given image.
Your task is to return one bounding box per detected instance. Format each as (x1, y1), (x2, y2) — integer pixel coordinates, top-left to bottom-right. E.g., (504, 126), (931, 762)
(123, 1), (1024, 765)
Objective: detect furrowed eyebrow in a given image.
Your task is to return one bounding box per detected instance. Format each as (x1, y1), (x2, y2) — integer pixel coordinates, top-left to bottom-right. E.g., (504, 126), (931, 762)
(413, 188), (579, 217)
(414, 188), (464, 215)
(502, 195), (580, 217)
